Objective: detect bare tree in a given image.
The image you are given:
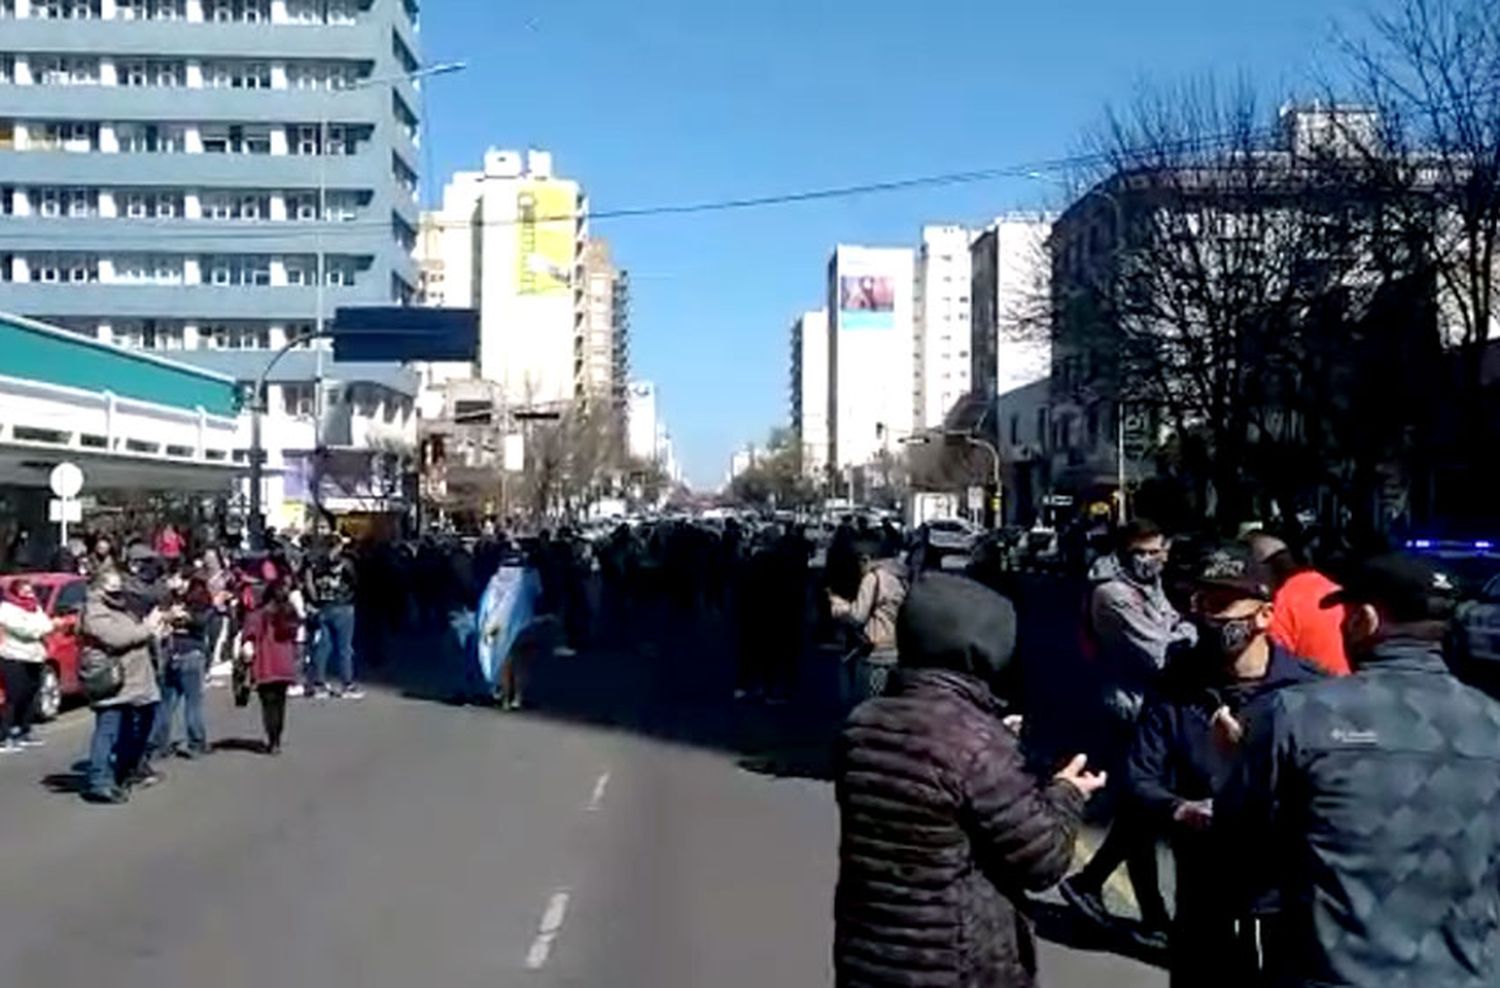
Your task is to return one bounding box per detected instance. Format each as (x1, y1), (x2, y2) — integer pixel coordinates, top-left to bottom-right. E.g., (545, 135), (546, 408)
(1039, 77), (1427, 524)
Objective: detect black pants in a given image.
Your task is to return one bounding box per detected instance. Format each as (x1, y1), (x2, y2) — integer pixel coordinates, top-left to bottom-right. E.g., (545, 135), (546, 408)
(258, 683), (289, 748)
(0, 659), (42, 738)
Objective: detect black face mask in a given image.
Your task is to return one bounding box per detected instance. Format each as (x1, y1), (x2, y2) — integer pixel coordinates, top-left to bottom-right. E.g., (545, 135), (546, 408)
(1207, 616), (1257, 657)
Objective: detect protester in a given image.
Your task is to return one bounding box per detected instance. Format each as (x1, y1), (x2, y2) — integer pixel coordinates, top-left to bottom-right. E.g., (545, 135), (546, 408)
(835, 573), (1105, 988)
(306, 536), (363, 699)
(1059, 518), (1192, 943)
(0, 578), (56, 751)
(241, 578), (302, 755)
(828, 539), (909, 706)
(1218, 553), (1500, 985)
(155, 523), (185, 564)
(1245, 531), (1351, 675)
(148, 566), (213, 760)
(1127, 544), (1322, 986)
(81, 570), (164, 804)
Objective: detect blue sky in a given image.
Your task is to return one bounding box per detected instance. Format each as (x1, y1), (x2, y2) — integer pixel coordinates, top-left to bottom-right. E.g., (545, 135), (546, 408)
(419, 0), (1366, 487)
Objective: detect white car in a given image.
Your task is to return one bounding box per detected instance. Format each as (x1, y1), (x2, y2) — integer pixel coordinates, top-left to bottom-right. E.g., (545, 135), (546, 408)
(924, 518), (983, 553)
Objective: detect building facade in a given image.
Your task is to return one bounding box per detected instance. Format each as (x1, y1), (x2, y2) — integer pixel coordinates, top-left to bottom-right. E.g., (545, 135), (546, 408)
(970, 215), (1052, 401)
(826, 245), (915, 471)
(577, 237), (629, 445)
(426, 148), (588, 411)
(0, 0), (425, 531)
(789, 308), (828, 481)
(913, 225), (973, 429)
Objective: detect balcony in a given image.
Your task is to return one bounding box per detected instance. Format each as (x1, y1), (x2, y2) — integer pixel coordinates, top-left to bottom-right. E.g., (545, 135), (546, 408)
(0, 17), (393, 62)
(0, 84), (389, 127)
(0, 147), (383, 188)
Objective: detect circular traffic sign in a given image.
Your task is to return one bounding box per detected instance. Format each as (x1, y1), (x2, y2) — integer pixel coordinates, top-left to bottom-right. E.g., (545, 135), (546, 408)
(49, 462), (83, 500)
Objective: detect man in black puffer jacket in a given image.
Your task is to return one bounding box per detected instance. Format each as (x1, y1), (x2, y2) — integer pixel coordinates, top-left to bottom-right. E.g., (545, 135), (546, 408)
(835, 573), (1106, 988)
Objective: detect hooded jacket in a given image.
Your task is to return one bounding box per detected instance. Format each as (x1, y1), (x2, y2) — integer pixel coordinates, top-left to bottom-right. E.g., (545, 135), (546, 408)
(1089, 553), (1195, 719)
(835, 574), (1085, 988)
(830, 559), (909, 653)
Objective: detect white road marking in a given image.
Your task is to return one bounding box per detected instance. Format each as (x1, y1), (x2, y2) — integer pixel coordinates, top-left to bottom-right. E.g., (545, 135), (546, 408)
(524, 890), (571, 970)
(586, 772), (610, 811)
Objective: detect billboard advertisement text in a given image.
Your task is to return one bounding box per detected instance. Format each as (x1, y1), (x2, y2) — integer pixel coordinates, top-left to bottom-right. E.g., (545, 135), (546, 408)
(516, 183), (576, 296)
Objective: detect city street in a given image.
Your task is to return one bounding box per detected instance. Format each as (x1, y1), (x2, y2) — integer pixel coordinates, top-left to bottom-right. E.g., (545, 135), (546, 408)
(0, 590), (1165, 987)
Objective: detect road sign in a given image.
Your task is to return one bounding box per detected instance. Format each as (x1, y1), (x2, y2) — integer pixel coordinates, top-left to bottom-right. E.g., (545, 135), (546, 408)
(48, 499), (82, 524)
(967, 486), (985, 512)
(49, 461), (83, 499)
(331, 307), (479, 362)
(503, 434), (526, 472)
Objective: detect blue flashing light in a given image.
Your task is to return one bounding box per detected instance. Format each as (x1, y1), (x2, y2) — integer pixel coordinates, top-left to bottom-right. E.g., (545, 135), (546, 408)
(1476, 540), (1495, 550)
(1411, 539), (1433, 549)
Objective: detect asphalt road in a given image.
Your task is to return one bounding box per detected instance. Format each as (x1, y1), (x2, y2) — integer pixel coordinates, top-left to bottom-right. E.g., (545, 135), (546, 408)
(0, 588), (1165, 987)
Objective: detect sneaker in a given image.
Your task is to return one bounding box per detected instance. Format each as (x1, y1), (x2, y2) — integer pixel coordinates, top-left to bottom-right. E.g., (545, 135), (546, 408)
(311, 686), (332, 699)
(340, 686), (366, 701)
(176, 746), (201, 761)
(1058, 877), (1116, 929)
(1128, 925), (1171, 953)
(82, 787), (129, 805)
(127, 770), (165, 791)
(288, 683), (306, 698)
(0, 740), (21, 754)
(16, 734), (43, 749)
(266, 742), (282, 757)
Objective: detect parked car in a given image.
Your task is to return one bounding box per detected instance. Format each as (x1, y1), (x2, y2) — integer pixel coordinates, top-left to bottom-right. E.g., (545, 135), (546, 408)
(0, 572), (87, 721)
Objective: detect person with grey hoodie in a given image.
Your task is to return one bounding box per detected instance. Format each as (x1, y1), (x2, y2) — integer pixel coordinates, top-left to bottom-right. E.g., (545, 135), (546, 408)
(1059, 518), (1196, 945)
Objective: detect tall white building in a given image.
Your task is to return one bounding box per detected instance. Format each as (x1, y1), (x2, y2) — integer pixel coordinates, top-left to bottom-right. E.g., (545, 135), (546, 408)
(970, 215), (1052, 399)
(626, 379), (658, 463)
(789, 309), (829, 480)
(913, 225), (974, 427)
(826, 245), (915, 469)
(423, 149), (587, 410)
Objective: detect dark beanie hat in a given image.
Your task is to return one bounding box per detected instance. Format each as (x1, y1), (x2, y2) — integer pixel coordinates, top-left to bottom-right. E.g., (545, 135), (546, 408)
(897, 573), (1018, 682)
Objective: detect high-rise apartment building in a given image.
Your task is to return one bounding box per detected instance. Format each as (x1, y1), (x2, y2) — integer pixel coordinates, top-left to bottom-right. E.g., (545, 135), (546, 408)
(913, 225), (973, 428)
(0, 0), (427, 530)
(426, 148), (588, 411)
(969, 215), (1052, 399)
(789, 308), (828, 480)
(577, 237), (629, 434)
(826, 245), (915, 469)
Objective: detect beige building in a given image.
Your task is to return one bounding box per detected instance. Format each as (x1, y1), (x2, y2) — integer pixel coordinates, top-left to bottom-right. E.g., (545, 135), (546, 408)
(577, 238), (630, 423)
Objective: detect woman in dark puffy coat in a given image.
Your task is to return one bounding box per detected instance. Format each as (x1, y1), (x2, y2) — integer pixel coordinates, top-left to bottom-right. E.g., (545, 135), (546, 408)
(835, 573), (1106, 988)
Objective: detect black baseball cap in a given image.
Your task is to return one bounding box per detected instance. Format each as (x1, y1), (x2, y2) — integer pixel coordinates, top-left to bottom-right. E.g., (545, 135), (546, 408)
(1194, 543), (1273, 601)
(1320, 553), (1460, 622)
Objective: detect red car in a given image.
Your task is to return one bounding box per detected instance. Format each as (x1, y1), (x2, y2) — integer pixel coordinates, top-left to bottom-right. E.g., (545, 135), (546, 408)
(0, 572), (88, 721)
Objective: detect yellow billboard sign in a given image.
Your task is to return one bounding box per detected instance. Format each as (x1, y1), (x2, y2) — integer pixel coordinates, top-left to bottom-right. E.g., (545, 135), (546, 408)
(516, 182), (576, 296)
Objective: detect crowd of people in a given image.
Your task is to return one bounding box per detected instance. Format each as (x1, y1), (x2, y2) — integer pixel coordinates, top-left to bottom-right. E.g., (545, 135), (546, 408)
(832, 517), (1500, 988)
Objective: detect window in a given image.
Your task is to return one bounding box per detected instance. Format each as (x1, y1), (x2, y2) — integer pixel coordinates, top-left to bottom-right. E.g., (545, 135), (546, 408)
(203, 256), (271, 287)
(65, 188), (95, 217)
(327, 0), (356, 24)
(282, 383), (315, 417)
(120, 60), (147, 87)
(114, 319), (184, 349)
(29, 253), (98, 283)
(325, 260), (354, 286)
(36, 56), (99, 86)
(294, 125), (318, 156)
(116, 123), (182, 153)
(202, 322), (271, 349)
(202, 191), (269, 220)
(285, 257), (314, 285)
(287, 191), (318, 220)
(35, 0), (100, 19)
(325, 124), (346, 155)
(153, 60), (184, 87)
(201, 126), (229, 154)
(123, 192), (148, 218)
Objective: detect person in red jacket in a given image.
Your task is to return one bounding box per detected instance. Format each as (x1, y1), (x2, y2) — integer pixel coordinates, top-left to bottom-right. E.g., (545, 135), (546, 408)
(1246, 534), (1350, 676)
(241, 578), (301, 755)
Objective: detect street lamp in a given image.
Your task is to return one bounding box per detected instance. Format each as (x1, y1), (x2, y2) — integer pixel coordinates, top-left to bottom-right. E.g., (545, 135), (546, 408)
(1026, 170), (1131, 520)
(246, 61), (466, 550)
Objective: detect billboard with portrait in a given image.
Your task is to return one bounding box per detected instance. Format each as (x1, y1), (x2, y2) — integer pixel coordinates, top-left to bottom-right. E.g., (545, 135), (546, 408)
(838, 274), (896, 330)
(516, 182), (576, 296)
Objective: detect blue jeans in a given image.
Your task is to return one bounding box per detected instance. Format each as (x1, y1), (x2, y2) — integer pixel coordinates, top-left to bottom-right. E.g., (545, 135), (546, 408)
(87, 703), (156, 795)
(313, 603), (357, 689)
(151, 651), (207, 753)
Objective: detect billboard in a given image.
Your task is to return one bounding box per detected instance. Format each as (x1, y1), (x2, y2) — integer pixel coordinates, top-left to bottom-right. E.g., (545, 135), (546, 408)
(516, 182), (576, 296)
(838, 273), (896, 330)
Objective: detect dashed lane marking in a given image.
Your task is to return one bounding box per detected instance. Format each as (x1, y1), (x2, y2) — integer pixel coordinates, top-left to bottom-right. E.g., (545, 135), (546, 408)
(586, 772), (610, 812)
(525, 890), (571, 970)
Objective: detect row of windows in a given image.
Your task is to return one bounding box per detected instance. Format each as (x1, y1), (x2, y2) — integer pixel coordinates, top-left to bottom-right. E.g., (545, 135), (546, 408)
(7, 252), (361, 286)
(1, 0), (360, 25)
(3, 186), (362, 221)
(1, 56), (366, 91)
(3, 120), (365, 156)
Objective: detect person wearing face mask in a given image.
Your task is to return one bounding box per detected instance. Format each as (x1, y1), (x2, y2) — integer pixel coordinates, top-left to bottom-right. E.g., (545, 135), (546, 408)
(1217, 553), (1500, 987)
(1060, 518), (1195, 943)
(835, 573), (1106, 988)
(1127, 544), (1322, 986)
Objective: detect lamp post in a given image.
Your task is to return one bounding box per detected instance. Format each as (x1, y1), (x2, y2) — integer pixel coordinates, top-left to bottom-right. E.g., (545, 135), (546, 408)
(247, 61), (466, 549)
(901, 431), (1003, 529)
